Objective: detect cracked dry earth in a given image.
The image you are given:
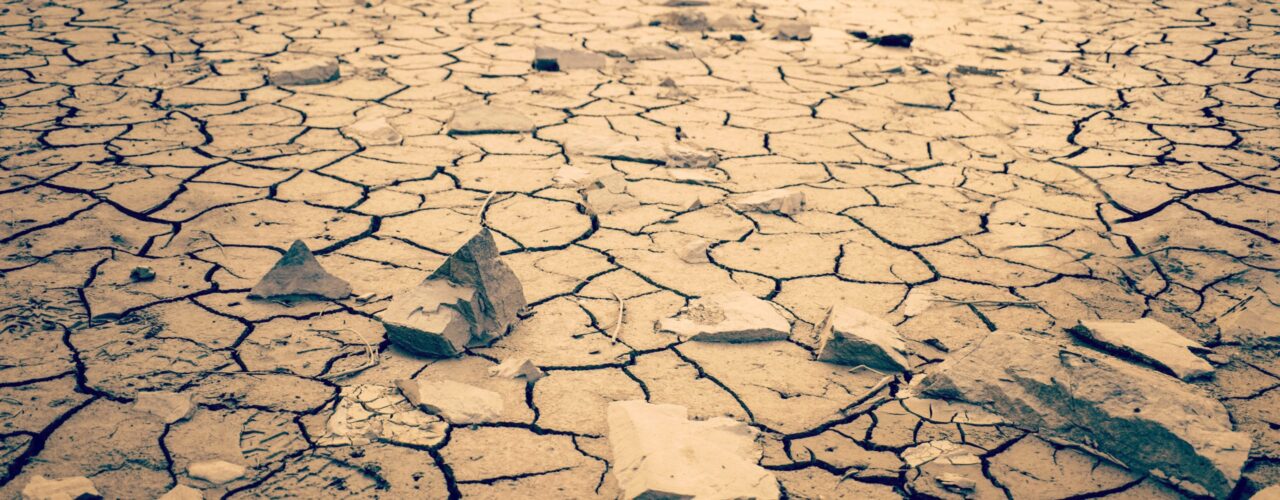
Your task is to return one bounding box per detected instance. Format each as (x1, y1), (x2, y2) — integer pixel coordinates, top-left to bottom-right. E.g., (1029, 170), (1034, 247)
(1, 0), (1280, 498)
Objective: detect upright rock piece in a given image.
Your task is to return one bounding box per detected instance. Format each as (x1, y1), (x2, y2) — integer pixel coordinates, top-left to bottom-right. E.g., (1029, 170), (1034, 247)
(730, 189), (804, 215)
(379, 229), (527, 356)
(266, 55), (339, 85)
(815, 307), (911, 373)
(1071, 318), (1213, 380)
(488, 357), (545, 383)
(917, 331), (1250, 498)
(249, 240), (351, 301)
(21, 475), (98, 500)
(657, 291), (790, 342)
(607, 401), (779, 499)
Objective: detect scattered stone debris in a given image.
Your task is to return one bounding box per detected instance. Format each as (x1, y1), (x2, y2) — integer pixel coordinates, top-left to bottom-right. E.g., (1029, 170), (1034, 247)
(955, 65), (1001, 76)
(869, 33), (913, 48)
(249, 240), (352, 301)
(607, 401), (780, 499)
(1071, 318), (1214, 380)
(583, 174), (641, 214)
(21, 475), (99, 500)
(488, 357), (546, 383)
(157, 484), (204, 500)
(447, 105), (534, 135)
(266, 55), (340, 85)
(532, 46), (606, 71)
(133, 390), (193, 424)
(342, 116), (402, 145)
(815, 307), (911, 373)
(398, 378), (504, 424)
(320, 384), (448, 447)
(129, 266), (155, 282)
(187, 460), (247, 485)
(774, 22), (813, 41)
(572, 137), (718, 168)
(729, 189), (805, 215)
(916, 331), (1251, 498)
(380, 229), (527, 357)
(657, 291), (791, 342)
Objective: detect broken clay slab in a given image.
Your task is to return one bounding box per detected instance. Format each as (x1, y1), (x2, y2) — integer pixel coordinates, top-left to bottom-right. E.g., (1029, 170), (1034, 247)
(815, 306), (912, 373)
(1071, 317), (1213, 380)
(607, 400), (780, 499)
(21, 475), (99, 500)
(249, 240), (352, 301)
(447, 105), (534, 135)
(397, 378), (504, 424)
(729, 189), (805, 215)
(266, 54), (340, 85)
(657, 291), (791, 342)
(379, 229), (527, 357)
(132, 390), (193, 424)
(916, 331), (1250, 498)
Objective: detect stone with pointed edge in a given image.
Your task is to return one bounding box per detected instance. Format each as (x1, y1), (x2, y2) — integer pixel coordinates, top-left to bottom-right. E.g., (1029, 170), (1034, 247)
(249, 240), (352, 301)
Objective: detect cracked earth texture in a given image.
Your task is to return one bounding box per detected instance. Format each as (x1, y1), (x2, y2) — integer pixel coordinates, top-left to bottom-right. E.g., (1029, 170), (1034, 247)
(0, 0), (1278, 498)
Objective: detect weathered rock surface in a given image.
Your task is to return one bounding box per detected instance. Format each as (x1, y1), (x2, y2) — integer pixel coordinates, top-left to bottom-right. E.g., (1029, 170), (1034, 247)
(266, 55), (339, 85)
(157, 484), (204, 500)
(657, 291), (791, 342)
(132, 390), (193, 424)
(730, 189), (805, 215)
(249, 240), (352, 300)
(917, 331), (1251, 497)
(342, 116), (402, 146)
(397, 378), (504, 424)
(319, 384), (447, 447)
(607, 400), (779, 499)
(21, 475), (98, 500)
(1072, 318), (1214, 380)
(815, 307), (911, 372)
(774, 22), (812, 40)
(488, 357), (545, 383)
(448, 106), (534, 135)
(380, 229), (527, 356)
(187, 460), (247, 485)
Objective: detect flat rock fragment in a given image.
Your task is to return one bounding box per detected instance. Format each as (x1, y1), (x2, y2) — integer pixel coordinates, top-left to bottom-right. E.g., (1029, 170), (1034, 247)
(730, 189), (804, 215)
(607, 400), (780, 499)
(487, 358), (545, 383)
(815, 307), (911, 372)
(870, 33), (913, 48)
(132, 390), (193, 424)
(158, 484), (204, 500)
(916, 331), (1250, 498)
(187, 460), (247, 485)
(774, 22), (812, 41)
(267, 55), (339, 85)
(448, 106), (533, 135)
(249, 240), (352, 301)
(21, 475), (98, 500)
(533, 46), (606, 71)
(380, 229), (526, 357)
(342, 116), (401, 146)
(397, 379), (503, 424)
(1072, 318), (1214, 380)
(657, 291), (790, 342)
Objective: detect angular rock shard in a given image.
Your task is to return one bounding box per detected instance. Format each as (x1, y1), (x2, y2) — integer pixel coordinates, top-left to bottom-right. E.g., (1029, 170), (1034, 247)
(488, 357), (545, 383)
(1071, 318), (1213, 380)
(532, 46), (606, 71)
(607, 400), (779, 499)
(730, 189), (805, 215)
(916, 331), (1250, 498)
(448, 106), (533, 135)
(187, 460), (247, 485)
(657, 291), (790, 342)
(380, 229), (527, 357)
(21, 475), (98, 500)
(397, 379), (503, 424)
(815, 307), (911, 373)
(249, 240), (352, 301)
(266, 55), (339, 85)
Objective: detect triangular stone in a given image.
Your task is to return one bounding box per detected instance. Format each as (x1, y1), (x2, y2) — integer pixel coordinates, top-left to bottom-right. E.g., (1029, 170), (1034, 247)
(249, 240), (352, 300)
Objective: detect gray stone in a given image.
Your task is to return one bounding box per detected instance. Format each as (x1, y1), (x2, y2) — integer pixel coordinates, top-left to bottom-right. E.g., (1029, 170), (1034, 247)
(1071, 318), (1213, 380)
(266, 55), (339, 85)
(397, 378), (504, 424)
(815, 307), (911, 373)
(21, 475), (98, 500)
(657, 291), (790, 342)
(249, 240), (352, 301)
(607, 400), (779, 499)
(379, 229), (527, 357)
(916, 331), (1251, 498)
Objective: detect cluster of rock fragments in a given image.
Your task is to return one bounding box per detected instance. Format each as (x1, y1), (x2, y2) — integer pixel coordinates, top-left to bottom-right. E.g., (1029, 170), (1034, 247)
(1, 0), (1278, 498)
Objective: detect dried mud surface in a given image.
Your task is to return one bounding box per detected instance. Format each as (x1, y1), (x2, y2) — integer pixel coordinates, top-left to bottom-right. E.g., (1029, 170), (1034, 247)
(0, 0), (1278, 498)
